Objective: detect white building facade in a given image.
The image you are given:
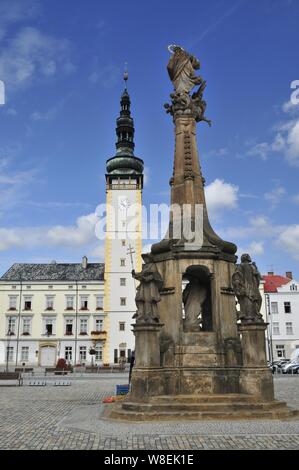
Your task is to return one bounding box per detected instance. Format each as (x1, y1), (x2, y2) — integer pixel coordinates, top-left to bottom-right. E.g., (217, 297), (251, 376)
(104, 85), (143, 364)
(263, 272), (299, 361)
(0, 258), (107, 368)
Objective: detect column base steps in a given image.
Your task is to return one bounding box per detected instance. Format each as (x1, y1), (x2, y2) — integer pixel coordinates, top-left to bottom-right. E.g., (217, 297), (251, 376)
(104, 394), (299, 421)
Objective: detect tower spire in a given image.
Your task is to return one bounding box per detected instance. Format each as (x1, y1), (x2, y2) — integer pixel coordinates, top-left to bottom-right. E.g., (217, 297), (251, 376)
(106, 73), (144, 180)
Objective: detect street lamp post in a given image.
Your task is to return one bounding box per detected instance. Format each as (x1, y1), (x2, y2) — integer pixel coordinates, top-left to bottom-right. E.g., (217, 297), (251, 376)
(6, 325), (12, 373)
(265, 293), (273, 364)
(15, 275), (23, 368)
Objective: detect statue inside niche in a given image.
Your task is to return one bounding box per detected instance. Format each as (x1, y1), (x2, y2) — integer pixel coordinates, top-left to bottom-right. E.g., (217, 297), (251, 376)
(183, 276), (207, 331)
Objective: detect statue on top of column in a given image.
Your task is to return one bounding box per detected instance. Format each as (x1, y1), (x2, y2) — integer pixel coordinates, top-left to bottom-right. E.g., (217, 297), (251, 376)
(164, 45), (211, 125)
(232, 253), (264, 324)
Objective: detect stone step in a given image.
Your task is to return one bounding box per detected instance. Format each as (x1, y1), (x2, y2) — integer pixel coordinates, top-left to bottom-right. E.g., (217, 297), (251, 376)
(122, 400), (287, 413)
(107, 405), (298, 422)
(150, 394), (258, 404)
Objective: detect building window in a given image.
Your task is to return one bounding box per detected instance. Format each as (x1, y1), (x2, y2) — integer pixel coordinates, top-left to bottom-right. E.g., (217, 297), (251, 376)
(66, 296), (74, 310)
(65, 347), (72, 361)
(120, 258), (126, 267)
(46, 296), (54, 310)
(8, 296), (17, 310)
(271, 302), (278, 314)
(120, 278), (126, 286)
(96, 296), (103, 310)
(79, 346), (87, 361)
(22, 318), (31, 335)
(12, 285), (16, 289)
(273, 322), (280, 335)
(45, 318), (54, 336)
(286, 322), (293, 335)
(7, 317), (16, 335)
(82, 285), (87, 289)
(284, 302), (291, 313)
(119, 322), (125, 331)
(68, 285), (73, 289)
(21, 347), (29, 362)
(95, 318), (103, 332)
(24, 297), (32, 310)
(6, 347), (14, 362)
(276, 345), (285, 358)
(114, 349), (118, 364)
(65, 319), (73, 335)
(122, 240), (126, 246)
(120, 297), (126, 306)
(80, 318), (88, 334)
(48, 285), (53, 289)
(80, 296), (88, 310)
(95, 345), (103, 361)
(290, 284), (297, 291)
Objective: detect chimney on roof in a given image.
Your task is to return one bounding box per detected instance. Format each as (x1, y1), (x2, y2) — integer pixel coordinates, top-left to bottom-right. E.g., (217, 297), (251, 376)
(82, 256), (88, 269)
(286, 271), (293, 280)
(268, 271), (274, 275)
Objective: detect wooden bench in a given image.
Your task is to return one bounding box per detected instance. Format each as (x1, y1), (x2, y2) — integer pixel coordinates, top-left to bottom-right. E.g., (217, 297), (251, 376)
(0, 372), (23, 386)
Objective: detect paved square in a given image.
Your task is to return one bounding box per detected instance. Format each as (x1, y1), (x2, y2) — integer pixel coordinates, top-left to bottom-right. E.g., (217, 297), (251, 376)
(0, 374), (298, 450)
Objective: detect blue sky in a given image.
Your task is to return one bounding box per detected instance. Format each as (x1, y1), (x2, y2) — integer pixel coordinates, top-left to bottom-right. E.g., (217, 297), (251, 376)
(0, 0), (299, 278)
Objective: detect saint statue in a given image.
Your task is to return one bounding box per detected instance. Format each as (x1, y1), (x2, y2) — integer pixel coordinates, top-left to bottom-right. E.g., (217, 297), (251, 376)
(183, 277), (207, 331)
(165, 45), (211, 124)
(232, 253), (263, 323)
(132, 254), (163, 324)
(167, 45), (202, 94)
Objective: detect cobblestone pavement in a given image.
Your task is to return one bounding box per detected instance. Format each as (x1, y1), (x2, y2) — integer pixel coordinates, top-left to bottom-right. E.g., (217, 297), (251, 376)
(0, 375), (298, 450)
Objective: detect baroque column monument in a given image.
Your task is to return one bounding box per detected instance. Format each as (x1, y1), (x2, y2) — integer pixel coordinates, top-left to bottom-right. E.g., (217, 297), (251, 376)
(107, 46), (297, 420)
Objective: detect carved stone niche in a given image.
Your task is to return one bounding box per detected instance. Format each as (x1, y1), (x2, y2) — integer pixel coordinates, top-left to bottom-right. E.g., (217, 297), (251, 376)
(182, 265), (212, 333)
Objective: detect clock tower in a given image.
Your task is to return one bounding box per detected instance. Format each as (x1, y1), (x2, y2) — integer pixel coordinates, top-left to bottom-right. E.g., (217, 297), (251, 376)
(103, 76), (144, 364)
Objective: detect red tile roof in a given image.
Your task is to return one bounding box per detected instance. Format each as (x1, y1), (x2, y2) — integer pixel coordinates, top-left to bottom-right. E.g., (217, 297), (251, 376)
(263, 275), (290, 293)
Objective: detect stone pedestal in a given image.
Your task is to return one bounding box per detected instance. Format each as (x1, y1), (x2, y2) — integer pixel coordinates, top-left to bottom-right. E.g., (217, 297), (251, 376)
(130, 323), (164, 401)
(239, 322), (274, 401)
(239, 323), (268, 366)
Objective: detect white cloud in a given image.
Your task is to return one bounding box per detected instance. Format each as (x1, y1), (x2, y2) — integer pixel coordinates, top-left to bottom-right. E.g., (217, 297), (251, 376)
(205, 178), (239, 216)
(276, 225), (299, 261)
(0, 26), (74, 89)
(0, 148), (37, 211)
(237, 241), (264, 258)
(205, 147), (228, 158)
(0, 212), (99, 252)
(88, 64), (120, 88)
(264, 186), (286, 208)
(293, 194), (299, 205)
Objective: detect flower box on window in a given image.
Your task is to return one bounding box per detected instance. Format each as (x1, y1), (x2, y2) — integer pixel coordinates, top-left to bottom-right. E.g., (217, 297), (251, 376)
(8, 308), (17, 311)
(65, 331), (73, 336)
(45, 307), (54, 311)
(22, 332), (30, 336)
(7, 331), (15, 336)
(79, 332), (88, 336)
(65, 307), (74, 311)
(80, 307), (88, 311)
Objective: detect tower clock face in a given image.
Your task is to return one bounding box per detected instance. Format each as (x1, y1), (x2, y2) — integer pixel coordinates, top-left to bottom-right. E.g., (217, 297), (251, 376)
(119, 198), (130, 210)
